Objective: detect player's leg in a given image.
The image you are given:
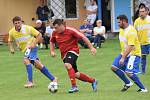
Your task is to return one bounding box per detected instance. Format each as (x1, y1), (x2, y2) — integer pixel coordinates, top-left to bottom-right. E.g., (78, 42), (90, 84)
(111, 54), (132, 91)
(63, 52), (78, 93)
(125, 56), (147, 92)
(75, 71), (97, 92)
(73, 63), (97, 91)
(141, 45), (149, 74)
(23, 58), (34, 88)
(28, 46), (57, 82)
(34, 60), (57, 82)
(141, 55), (147, 74)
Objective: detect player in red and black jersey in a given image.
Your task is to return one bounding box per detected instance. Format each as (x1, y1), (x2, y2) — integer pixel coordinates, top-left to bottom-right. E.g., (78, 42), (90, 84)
(50, 19), (98, 93)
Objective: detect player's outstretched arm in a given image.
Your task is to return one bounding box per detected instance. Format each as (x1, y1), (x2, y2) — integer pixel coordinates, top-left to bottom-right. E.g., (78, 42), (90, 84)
(50, 42), (56, 57)
(82, 36), (97, 55)
(8, 41), (15, 54)
(30, 33), (42, 49)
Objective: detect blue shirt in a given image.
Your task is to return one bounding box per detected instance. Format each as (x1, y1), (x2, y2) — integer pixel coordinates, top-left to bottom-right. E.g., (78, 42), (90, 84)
(80, 24), (93, 37)
(36, 6), (50, 21)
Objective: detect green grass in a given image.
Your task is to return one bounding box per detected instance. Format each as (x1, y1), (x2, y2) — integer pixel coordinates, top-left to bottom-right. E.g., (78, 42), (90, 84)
(0, 39), (150, 100)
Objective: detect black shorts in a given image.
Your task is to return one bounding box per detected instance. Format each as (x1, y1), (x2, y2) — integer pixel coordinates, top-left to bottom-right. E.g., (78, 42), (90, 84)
(63, 52), (78, 72)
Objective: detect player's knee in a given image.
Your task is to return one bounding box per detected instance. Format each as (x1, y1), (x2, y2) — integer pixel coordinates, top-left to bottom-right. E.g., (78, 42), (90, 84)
(23, 58), (30, 65)
(125, 72), (132, 77)
(111, 66), (117, 71)
(34, 60), (43, 70)
(64, 63), (72, 70)
(75, 72), (80, 78)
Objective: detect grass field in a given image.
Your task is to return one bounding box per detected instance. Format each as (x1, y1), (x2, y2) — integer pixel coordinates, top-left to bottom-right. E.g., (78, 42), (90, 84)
(0, 39), (150, 100)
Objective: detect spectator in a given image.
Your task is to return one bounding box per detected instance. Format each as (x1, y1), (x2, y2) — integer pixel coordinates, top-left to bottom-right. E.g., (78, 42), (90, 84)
(78, 19), (93, 48)
(34, 20), (46, 49)
(93, 20), (106, 48)
(45, 20), (53, 49)
(145, 7), (150, 15)
(36, 0), (50, 22)
(86, 0), (98, 25)
(133, 3), (146, 22)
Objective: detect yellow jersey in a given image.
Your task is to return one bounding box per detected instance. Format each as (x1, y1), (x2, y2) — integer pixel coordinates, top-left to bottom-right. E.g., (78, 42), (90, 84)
(119, 25), (141, 56)
(8, 25), (39, 52)
(134, 15), (150, 45)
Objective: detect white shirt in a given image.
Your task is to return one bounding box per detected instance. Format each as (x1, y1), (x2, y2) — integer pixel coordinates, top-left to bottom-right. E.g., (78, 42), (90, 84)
(87, 4), (98, 19)
(45, 26), (53, 37)
(94, 26), (106, 38)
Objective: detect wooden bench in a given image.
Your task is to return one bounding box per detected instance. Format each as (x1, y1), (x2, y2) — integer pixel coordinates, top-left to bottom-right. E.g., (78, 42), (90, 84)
(0, 34), (8, 44)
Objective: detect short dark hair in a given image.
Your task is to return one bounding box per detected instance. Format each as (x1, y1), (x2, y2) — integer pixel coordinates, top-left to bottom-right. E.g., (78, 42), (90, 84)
(53, 19), (64, 26)
(12, 16), (22, 23)
(117, 15), (128, 23)
(139, 3), (145, 9)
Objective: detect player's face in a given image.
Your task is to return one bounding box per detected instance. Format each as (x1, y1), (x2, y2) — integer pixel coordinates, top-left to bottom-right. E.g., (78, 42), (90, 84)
(117, 19), (124, 28)
(139, 8), (147, 19)
(13, 21), (22, 31)
(53, 24), (64, 33)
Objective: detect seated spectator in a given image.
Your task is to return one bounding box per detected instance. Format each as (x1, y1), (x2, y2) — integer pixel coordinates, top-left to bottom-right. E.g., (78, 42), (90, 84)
(34, 20), (46, 49)
(78, 19), (93, 48)
(86, 0), (98, 25)
(36, 0), (50, 22)
(45, 20), (53, 49)
(93, 20), (106, 48)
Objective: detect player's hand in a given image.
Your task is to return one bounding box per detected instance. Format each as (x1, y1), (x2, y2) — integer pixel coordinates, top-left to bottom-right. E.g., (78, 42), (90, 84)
(90, 47), (97, 55)
(50, 51), (56, 57)
(119, 57), (125, 65)
(10, 48), (15, 54)
(27, 44), (35, 49)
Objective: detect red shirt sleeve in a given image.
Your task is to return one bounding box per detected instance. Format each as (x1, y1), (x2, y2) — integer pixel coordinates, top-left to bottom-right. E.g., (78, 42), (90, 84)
(67, 27), (84, 39)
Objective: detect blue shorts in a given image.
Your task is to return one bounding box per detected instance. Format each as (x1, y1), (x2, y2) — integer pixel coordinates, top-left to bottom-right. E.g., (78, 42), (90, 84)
(141, 44), (150, 55)
(24, 46), (39, 64)
(112, 54), (140, 74)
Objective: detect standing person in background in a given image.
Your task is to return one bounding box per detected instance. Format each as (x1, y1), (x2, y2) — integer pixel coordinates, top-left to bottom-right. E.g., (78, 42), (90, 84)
(134, 7), (150, 74)
(36, 0), (50, 22)
(111, 15), (147, 92)
(86, 0), (98, 25)
(8, 16), (57, 88)
(50, 19), (98, 93)
(93, 20), (106, 48)
(133, 3), (145, 22)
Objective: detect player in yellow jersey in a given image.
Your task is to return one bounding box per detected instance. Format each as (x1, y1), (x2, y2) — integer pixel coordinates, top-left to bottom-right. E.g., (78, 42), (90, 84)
(134, 7), (150, 74)
(111, 15), (147, 92)
(8, 16), (57, 88)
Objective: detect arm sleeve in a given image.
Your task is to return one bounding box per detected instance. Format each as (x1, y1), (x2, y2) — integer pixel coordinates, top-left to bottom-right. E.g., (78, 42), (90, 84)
(29, 26), (40, 37)
(71, 28), (85, 39)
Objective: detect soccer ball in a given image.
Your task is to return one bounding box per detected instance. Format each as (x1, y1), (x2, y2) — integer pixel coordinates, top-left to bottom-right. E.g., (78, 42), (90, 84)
(48, 82), (58, 93)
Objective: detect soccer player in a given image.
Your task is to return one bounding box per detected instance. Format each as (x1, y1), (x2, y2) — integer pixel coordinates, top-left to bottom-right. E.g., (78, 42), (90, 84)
(111, 15), (147, 92)
(50, 19), (97, 93)
(8, 16), (57, 88)
(134, 7), (150, 74)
